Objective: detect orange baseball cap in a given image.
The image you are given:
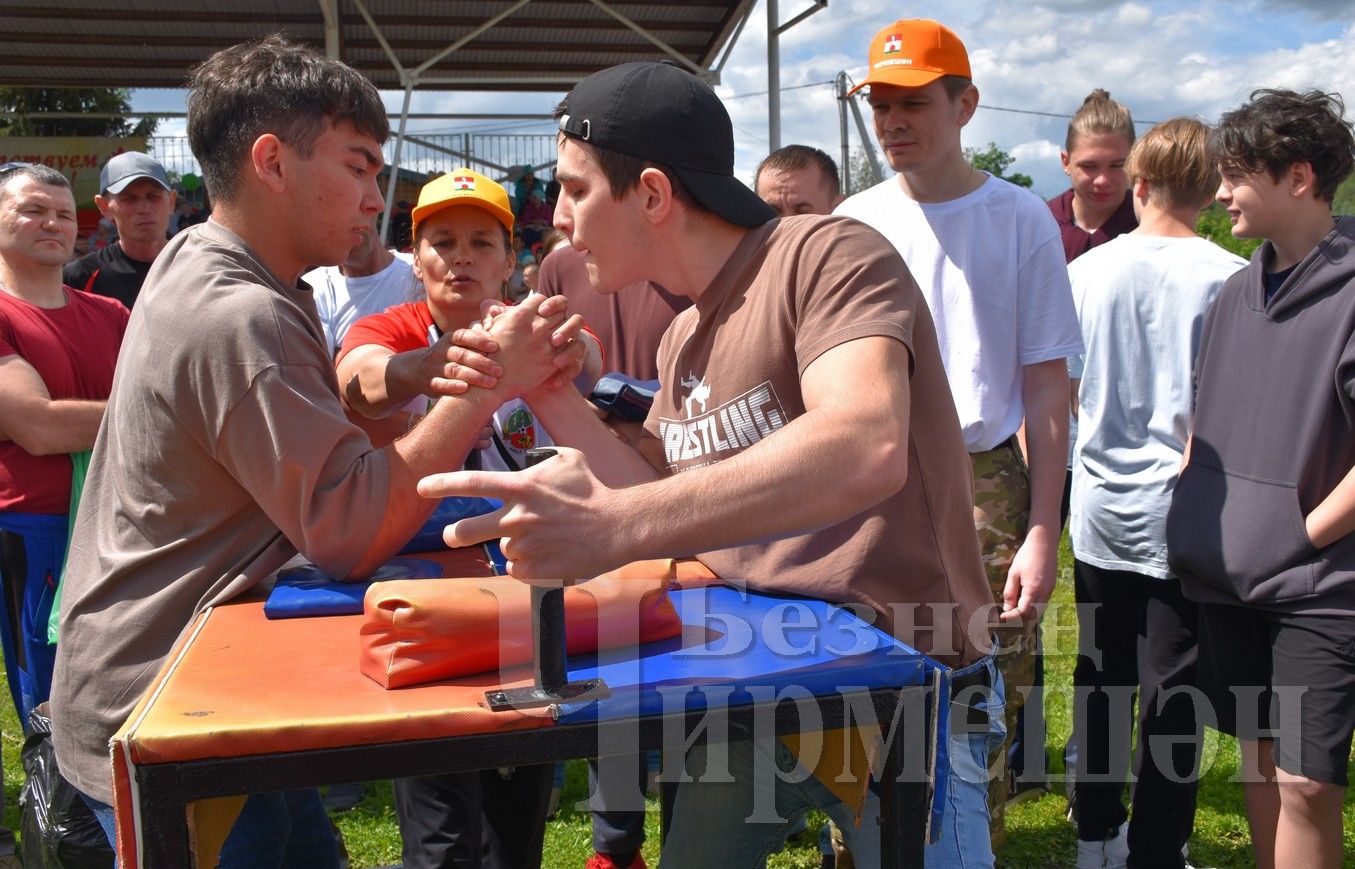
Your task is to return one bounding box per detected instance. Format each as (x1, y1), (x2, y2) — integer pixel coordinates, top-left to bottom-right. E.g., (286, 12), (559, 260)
(411, 167), (515, 239)
(847, 19), (971, 96)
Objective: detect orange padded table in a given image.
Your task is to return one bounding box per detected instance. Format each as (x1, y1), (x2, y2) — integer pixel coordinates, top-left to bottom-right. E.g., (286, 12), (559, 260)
(111, 564), (939, 868)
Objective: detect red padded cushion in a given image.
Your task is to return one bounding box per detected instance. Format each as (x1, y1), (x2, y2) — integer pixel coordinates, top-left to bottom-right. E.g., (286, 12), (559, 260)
(360, 559), (682, 689)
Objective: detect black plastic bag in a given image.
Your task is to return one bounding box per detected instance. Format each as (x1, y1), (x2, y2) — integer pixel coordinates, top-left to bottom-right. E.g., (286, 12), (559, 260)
(19, 704), (114, 868)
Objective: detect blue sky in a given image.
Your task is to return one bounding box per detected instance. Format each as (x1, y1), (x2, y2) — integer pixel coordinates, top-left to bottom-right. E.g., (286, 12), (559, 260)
(132, 0), (1354, 199)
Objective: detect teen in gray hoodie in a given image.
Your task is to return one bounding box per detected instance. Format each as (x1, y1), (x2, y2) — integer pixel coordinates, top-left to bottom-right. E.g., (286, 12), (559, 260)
(1166, 88), (1355, 869)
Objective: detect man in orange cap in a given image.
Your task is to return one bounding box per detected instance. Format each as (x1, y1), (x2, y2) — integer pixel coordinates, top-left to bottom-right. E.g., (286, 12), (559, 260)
(835, 18), (1081, 850)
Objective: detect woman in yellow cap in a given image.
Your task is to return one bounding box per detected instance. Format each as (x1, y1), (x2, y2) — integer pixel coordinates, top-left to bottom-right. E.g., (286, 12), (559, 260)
(336, 167), (591, 865)
(337, 167), (596, 465)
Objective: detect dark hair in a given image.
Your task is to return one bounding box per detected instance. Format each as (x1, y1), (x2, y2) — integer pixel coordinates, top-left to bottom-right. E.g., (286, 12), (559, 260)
(1065, 89), (1135, 153)
(755, 145), (841, 194)
(187, 35), (389, 202)
(552, 100), (705, 214)
(1211, 89), (1355, 204)
(1125, 117), (1217, 210)
(0, 163), (71, 197)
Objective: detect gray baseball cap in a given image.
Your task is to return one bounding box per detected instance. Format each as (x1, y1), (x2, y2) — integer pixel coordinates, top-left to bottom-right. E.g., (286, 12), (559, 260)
(100, 151), (171, 196)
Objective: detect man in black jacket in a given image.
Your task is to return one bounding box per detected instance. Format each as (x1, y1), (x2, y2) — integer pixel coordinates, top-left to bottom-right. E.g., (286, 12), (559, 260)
(63, 151), (175, 309)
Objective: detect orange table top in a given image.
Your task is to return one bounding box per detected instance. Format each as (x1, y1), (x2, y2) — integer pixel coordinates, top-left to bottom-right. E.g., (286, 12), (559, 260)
(116, 549), (553, 767)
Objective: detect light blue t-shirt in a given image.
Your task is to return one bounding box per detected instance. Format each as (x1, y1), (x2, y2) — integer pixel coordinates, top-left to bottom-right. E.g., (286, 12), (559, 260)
(1069, 234), (1245, 577)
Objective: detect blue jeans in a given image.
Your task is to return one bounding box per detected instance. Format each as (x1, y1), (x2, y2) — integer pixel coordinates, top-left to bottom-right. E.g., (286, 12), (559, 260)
(0, 512), (66, 722)
(658, 656), (1005, 868)
(82, 787), (340, 868)
(929, 655), (1005, 868)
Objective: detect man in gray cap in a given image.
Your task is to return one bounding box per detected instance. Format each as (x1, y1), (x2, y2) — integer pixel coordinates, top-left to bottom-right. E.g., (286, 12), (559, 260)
(64, 151), (176, 309)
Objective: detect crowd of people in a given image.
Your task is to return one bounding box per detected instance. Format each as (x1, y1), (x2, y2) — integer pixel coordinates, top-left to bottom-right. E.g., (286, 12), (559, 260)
(0, 12), (1352, 869)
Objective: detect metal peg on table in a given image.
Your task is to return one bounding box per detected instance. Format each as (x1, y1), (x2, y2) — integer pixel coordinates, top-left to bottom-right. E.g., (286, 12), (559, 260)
(485, 447), (611, 712)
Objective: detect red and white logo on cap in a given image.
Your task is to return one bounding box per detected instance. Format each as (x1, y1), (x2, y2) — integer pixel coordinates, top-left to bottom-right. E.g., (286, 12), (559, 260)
(453, 175), (475, 191)
(883, 33), (903, 54)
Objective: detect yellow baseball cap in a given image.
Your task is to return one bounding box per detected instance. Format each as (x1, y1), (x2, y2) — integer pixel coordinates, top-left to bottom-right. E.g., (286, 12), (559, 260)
(411, 168), (515, 239)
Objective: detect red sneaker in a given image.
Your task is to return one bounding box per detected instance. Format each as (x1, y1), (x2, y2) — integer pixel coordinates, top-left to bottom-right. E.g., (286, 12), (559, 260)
(585, 853), (647, 869)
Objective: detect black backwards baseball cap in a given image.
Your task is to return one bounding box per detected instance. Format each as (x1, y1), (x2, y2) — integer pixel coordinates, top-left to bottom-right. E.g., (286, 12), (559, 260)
(558, 62), (775, 227)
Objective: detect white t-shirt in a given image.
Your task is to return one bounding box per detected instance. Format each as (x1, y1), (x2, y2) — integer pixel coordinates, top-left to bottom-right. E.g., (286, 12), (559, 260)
(836, 173), (1081, 452)
(1068, 234), (1245, 578)
(303, 252), (422, 357)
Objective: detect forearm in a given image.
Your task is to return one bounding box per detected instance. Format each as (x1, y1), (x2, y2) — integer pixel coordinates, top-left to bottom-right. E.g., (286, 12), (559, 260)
(348, 387), (499, 576)
(6, 399), (106, 455)
(527, 385), (662, 487)
(572, 330), (604, 395)
(340, 347), (428, 419)
(606, 405), (907, 565)
(1022, 360), (1070, 534)
(425, 335), (915, 581)
(1305, 464), (1355, 549)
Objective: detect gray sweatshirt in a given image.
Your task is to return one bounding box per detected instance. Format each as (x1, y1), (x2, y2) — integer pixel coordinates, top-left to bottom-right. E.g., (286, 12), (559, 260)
(1167, 216), (1355, 614)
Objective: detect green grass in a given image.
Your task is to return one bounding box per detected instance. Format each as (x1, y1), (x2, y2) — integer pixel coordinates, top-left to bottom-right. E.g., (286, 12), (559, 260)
(6, 532), (1353, 866)
(996, 534), (1355, 869)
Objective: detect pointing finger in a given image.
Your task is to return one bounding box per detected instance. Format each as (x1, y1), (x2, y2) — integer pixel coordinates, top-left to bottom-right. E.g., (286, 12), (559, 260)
(417, 469), (518, 501)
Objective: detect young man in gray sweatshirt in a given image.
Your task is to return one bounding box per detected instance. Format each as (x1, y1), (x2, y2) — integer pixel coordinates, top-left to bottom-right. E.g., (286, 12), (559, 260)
(1166, 88), (1355, 869)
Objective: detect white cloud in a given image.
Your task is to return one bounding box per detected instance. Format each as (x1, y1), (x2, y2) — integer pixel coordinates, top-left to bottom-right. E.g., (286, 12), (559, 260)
(1005, 33), (1061, 64)
(1114, 2), (1154, 26)
(1010, 140), (1068, 196)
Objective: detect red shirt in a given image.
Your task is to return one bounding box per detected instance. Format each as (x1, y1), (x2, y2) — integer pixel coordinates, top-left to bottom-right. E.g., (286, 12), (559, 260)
(1047, 188), (1138, 263)
(0, 288), (129, 514)
(338, 301), (434, 362)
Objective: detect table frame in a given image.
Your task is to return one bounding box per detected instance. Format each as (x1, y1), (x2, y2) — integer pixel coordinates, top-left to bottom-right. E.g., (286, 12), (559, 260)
(131, 680), (939, 867)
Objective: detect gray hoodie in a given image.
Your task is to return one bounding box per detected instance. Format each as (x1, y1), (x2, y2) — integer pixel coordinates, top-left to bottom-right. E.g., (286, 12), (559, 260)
(1167, 215), (1355, 614)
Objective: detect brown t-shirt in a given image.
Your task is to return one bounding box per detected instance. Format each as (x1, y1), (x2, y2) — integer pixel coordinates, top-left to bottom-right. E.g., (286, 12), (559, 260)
(51, 220), (390, 804)
(643, 216), (991, 665)
(539, 244), (691, 381)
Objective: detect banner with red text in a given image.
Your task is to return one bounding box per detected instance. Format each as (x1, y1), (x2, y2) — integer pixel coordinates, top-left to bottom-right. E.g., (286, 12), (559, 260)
(0, 137), (148, 206)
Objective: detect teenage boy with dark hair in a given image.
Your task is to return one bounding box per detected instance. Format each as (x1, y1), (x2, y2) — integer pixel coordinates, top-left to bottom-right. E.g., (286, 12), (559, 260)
(50, 36), (582, 862)
(421, 60), (1001, 867)
(1166, 88), (1355, 869)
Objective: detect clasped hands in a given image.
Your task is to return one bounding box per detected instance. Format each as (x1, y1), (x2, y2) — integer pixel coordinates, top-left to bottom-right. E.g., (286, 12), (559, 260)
(421, 294), (587, 403)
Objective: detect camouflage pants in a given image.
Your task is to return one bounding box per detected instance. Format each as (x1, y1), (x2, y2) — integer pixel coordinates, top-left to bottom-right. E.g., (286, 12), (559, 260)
(971, 439), (1038, 852)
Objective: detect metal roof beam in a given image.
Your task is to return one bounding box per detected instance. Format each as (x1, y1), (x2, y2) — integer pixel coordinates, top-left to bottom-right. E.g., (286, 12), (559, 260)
(350, 0), (407, 79)
(709, 1), (755, 75)
(412, 0), (536, 78)
(585, 0), (710, 79)
(766, 0), (827, 152)
(413, 75), (582, 87)
(318, 0), (339, 58)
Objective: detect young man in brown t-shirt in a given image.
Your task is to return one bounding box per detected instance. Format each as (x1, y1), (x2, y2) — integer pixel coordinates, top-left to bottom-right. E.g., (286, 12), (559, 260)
(420, 61), (1003, 867)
